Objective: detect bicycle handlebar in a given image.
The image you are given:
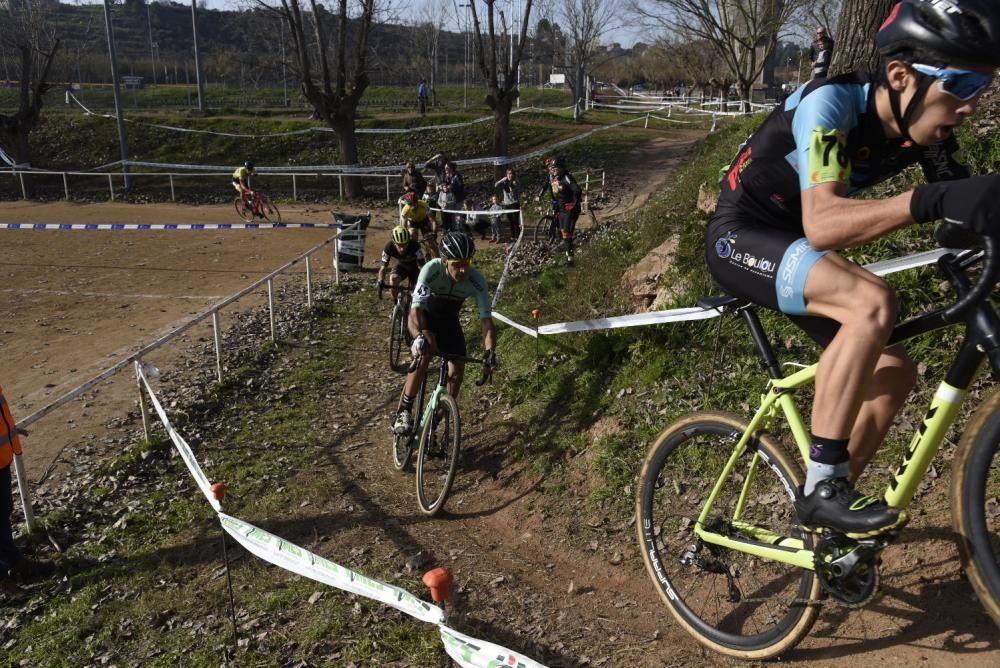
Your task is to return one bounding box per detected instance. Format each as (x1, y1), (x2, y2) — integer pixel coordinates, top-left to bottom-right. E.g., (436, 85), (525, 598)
(941, 233), (999, 324)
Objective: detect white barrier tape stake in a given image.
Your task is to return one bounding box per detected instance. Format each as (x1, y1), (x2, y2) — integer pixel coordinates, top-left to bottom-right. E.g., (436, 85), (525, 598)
(135, 361), (221, 512)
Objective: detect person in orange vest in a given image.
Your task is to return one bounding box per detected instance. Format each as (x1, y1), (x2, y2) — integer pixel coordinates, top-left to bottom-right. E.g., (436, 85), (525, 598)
(1, 385), (52, 597)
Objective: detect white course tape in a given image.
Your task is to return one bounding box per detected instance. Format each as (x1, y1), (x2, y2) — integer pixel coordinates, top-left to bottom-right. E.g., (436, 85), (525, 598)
(491, 224), (527, 310)
(0, 222), (340, 231)
(136, 362), (221, 512)
(136, 361), (549, 667)
(494, 248), (959, 335)
(218, 513), (445, 625)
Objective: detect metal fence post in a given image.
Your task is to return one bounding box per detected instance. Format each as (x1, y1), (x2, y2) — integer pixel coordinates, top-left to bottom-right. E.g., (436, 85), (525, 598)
(338, 174), (343, 200)
(267, 278), (276, 342)
(292, 174), (298, 201)
(644, 113), (649, 129)
(385, 175), (390, 201)
(108, 174), (115, 201)
(305, 255), (312, 308)
(136, 362), (151, 441)
(584, 172), (590, 213)
(63, 173), (70, 200)
(18, 171), (27, 200)
(602, 170), (606, 198)
(169, 174), (176, 201)
(11, 454), (36, 534)
(212, 311), (223, 382)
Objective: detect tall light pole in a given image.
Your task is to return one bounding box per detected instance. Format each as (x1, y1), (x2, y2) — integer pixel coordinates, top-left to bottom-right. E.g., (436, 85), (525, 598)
(146, 1), (157, 84)
(458, 2), (472, 108)
(102, 0), (130, 190)
(191, 0), (206, 111)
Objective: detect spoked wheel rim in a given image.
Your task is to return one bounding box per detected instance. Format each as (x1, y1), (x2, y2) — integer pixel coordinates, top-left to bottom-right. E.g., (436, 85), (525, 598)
(415, 395), (461, 515)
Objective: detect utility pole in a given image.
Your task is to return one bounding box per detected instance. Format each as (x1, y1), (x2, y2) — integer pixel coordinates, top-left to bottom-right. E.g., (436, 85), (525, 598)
(191, 0), (206, 111)
(279, 18), (288, 107)
(102, 0), (130, 190)
(146, 1), (157, 84)
(458, 2), (471, 108)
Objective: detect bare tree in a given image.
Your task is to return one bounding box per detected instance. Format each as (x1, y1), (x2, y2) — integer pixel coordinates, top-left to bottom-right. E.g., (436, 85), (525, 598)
(468, 0), (535, 173)
(829, 0), (893, 75)
(559, 0), (620, 119)
(259, 0), (376, 198)
(0, 0), (61, 169)
(632, 0), (812, 107)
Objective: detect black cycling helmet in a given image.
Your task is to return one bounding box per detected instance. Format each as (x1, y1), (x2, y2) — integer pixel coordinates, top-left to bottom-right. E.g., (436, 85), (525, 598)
(547, 156), (565, 170)
(244, 160), (254, 171)
(875, 0), (1000, 142)
(876, 0), (1000, 68)
(439, 231), (475, 261)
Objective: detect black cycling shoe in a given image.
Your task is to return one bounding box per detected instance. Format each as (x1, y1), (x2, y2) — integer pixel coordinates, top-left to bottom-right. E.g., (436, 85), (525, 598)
(795, 478), (908, 539)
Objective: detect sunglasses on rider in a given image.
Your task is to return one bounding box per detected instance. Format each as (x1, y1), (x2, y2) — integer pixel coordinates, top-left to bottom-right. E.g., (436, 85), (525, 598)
(446, 259), (472, 268)
(911, 63), (994, 102)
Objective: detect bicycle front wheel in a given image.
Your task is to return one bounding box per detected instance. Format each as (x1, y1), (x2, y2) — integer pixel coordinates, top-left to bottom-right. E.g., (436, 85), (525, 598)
(533, 215), (558, 248)
(392, 378), (425, 472)
(389, 305), (409, 374)
(415, 393), (461, 515)
(234, 196), (253, 223)
(635, 411), (820, 659)
(952, 391), (1000, 628)
(259, 197), (282, 224)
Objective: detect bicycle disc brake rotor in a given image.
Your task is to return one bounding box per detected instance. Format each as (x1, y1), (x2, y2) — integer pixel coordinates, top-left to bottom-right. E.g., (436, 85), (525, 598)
(814, 535), (883, 607)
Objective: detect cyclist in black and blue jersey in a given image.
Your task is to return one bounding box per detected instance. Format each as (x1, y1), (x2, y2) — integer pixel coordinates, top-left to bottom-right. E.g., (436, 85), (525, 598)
(376, 225), (425, 303)
(705, 0), (1000, 538)
(537, 156), (583, 267)
(392, 232), (497, 434)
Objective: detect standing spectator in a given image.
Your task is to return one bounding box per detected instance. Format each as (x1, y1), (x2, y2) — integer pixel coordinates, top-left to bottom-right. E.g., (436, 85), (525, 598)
(401, 161), (427, 199)
(1, 384), (52, 597)
(417, 79), (429, 116)
(424, 153), (449, 228)
(810, 26), (834, 80)
(494, 168), (522, 241)
(487, 195), (504, 243)
(439, 161), (465, 232)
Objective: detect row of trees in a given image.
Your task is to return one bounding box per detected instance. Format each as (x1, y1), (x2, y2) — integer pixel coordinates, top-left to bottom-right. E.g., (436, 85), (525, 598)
(2, 0), (895, 197)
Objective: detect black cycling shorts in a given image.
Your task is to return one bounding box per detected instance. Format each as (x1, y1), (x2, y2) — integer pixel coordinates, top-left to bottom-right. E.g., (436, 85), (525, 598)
(558, 209), (579, 237)
(705, 210), (840, 346)
(391, 263), (419, 286)
(423, 310), (466, 357)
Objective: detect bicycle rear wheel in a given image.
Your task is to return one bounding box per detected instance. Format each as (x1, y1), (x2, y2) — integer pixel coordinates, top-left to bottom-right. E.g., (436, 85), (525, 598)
(234, 196), (253, 223)
(635, 411), (820, 659)
(389, 304), (408, 374)
(259, 196), (282, 224)
(392, 378), (425, 472)
(415, 394), (460, 515)
(952, 391), (1000, 628)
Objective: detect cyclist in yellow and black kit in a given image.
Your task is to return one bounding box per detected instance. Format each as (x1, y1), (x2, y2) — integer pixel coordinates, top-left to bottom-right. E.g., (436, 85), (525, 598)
(232, 160), (255, 214)
(377, 225), (426, 303)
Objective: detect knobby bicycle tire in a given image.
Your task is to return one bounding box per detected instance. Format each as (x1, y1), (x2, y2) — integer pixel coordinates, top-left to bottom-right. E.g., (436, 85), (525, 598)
(392, 378), (425, 472)
(389, 305), (409, 374)
(234, 196), (254, 223)
(415, 393), (461, 515)
(533, 215), (560, 248)
(635, 411), (821, 659)
(952, 390), (1000, 628)
(259, 196), (282, 224)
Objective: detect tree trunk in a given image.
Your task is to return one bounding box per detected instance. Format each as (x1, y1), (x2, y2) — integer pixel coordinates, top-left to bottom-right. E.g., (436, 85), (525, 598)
(492, 95), (513, 180)
(332, 116), (361, 198)
(830, 0), (895, 76)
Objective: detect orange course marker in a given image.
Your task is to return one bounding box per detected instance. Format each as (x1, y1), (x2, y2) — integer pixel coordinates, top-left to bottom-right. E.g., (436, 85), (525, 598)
(531, 308), (541, 320)
(211, 482), (227, 501)
(422, 567), (454, 602)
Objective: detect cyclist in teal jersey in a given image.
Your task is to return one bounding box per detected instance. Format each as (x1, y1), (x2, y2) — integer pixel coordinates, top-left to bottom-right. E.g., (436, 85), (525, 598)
(392, 232), (497, 434)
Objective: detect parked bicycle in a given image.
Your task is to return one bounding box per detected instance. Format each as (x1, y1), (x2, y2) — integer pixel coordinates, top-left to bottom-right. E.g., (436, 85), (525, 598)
(234, 189), (281, 224)
(391, 353), (492, 515)
(636, 234), (1000, 659)
(379, 281), (414, 374)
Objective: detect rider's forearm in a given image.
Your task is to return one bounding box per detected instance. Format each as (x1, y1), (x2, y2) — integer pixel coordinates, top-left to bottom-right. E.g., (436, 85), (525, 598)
(482, 319), (496, 352)
(802, 188), (915, 251)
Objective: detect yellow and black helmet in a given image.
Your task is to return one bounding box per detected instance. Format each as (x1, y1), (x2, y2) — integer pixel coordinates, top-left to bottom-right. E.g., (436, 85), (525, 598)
(391, 225), (411, 245)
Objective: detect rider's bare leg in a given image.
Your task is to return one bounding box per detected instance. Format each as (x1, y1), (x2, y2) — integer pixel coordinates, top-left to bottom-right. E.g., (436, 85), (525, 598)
(847, 345), (917, 481)
(389, 272), (402, 302)
(446, 360), (465, 400)
(400, 353), (431, 410)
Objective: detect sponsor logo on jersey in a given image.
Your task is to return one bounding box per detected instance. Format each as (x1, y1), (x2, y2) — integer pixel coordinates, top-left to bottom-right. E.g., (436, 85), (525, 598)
(727, 146), (753, 191)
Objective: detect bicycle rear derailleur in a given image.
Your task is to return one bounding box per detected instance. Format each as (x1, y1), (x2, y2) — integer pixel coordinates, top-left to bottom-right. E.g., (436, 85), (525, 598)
(813, 534), (889, 607)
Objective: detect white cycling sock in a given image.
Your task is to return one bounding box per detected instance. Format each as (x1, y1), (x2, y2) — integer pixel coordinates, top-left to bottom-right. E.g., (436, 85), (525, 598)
(804, 461), (850, 495)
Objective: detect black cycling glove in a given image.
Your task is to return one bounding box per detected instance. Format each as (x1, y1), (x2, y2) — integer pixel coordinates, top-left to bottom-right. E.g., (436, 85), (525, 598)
(910, 174), (1000, 233)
